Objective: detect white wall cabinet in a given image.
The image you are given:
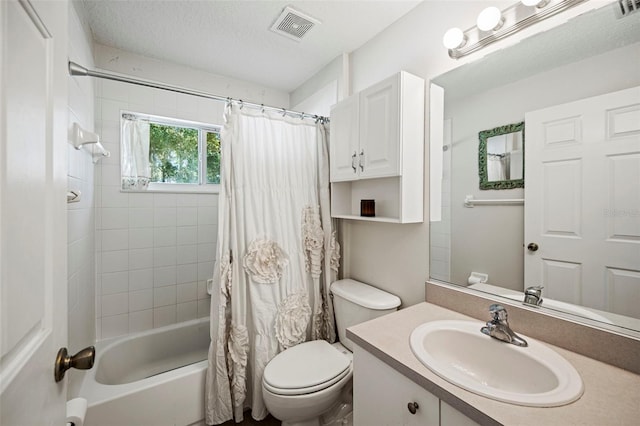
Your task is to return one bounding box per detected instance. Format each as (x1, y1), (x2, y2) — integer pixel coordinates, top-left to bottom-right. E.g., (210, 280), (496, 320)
(353, 345), (480, 426)
(329, 71), (425, 223)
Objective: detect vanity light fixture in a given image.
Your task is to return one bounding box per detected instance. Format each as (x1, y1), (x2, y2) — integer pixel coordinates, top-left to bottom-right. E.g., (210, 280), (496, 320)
(443, 0), (588, 59)
(442, 27), (467, 49)
(521, 0), (551, 7)
(477, 7), (504, 32)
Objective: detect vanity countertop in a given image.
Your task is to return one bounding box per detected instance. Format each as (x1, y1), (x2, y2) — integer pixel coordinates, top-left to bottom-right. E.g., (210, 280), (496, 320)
(346, 302), (640, 426)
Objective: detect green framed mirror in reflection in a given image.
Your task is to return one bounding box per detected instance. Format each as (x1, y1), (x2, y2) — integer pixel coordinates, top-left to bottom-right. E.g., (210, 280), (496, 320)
(478, 122), (524, 190)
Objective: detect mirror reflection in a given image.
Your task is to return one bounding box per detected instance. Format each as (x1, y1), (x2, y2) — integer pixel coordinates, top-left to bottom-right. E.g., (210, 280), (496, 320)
(429, 4), (640, 336)
(479, 122), (524, 189)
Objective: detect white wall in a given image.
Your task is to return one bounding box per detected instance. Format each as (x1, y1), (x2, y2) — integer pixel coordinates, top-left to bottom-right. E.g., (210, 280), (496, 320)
(448, 43), (640, 289)
(67, 0), (96, 395)
(93, 46), (291, 340)
(293, 0), (619, 307)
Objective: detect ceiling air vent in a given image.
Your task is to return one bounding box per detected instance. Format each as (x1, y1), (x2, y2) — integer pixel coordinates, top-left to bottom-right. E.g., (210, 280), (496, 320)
(270, 6), (320, 42)
(617, 0), (640, 17)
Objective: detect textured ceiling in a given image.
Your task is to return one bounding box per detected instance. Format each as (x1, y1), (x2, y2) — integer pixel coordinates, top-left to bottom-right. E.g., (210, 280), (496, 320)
(81, 0), (422, 92)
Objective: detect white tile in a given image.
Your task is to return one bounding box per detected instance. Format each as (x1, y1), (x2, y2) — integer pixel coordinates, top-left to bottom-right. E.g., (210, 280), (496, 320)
(129, 208), (154, 228)
(197, 299), (211, 318)
(176, 194), (199, 207)
(68, 274), (79, 310)
(101, 99), (123, 124)
(154, 266), (176, 287)
(128, 84), (155, 107)
(130, 193), (155, 208)
(154, 227), (176, 247)
(177, 245), (197, 265)
(154, 285), (176, 307)
(154, 246), (177, 267)
(177, 301), (198, 322)
(95, 318), (102, 341)
(129, 248), (154, 270)
(129, 310), (153, 333)
(198, 243), (215, 263)
(197, 207), (217, 225)
(154, 193), (177, 207)
(101, 79), (130, 102)
(177, 264), (198, 284)
(177, 226), (198, 246)
(101, 292), (129, 316)
(177, 207), (198, 226)
(102, 314), (129, 339)
(101, 271), (129, 295)
(102, 229), (129, 252)
(198, 194), (218, 206)
(129, 289), (153, 312)
(101, 250), (129, 273)
(130, 228), (154, 249)
(101, 208), (129, 230)
(129, 268), (154, 291)
(101, 165), (121, 187)
(197, 280), (209, 299)
(153, 305), (176, 328)
(197, 225), (216, 243)
(154, 208), (177, 227)
(198, 262), (214, 281)
(177, 282), (198, 303)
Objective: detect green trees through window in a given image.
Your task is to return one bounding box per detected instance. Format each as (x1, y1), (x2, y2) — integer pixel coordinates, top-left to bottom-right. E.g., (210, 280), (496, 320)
(148, 121), (220, 185)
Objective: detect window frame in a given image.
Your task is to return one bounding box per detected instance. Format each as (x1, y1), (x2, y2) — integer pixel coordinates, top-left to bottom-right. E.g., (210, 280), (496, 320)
(121, 110), (222, 194)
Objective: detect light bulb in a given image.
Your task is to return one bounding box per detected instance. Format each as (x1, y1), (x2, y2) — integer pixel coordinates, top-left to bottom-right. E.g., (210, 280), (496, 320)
(442, 27), (466, 50)
(521, 0), (550, 7)
(477, 6), (504, 32)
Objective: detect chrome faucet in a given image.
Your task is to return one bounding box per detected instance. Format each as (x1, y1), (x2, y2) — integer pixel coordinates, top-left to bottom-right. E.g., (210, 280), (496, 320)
(480, 304), (528, 347)
(524, 286), (544, 306)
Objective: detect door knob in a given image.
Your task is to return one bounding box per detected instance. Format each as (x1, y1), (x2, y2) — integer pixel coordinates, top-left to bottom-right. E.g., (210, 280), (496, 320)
(54, 346), (95, 382)
(527, 242), (539, 252)
(407, 401), (419, 414)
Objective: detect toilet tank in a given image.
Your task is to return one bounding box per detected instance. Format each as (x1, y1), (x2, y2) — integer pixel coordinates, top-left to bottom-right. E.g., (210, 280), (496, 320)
(330, 279), (401, 352)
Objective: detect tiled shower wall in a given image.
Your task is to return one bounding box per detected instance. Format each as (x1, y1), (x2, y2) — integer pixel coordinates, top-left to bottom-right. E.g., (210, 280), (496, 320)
(67, 2), (96, 352)
(95, 79), (226, 340)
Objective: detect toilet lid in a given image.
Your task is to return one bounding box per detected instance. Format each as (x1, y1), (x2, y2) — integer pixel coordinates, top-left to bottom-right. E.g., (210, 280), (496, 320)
(263, 340), (351, 395)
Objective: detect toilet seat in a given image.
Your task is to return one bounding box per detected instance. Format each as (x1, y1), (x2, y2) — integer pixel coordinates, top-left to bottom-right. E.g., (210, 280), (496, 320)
(263, 340), (351, 396)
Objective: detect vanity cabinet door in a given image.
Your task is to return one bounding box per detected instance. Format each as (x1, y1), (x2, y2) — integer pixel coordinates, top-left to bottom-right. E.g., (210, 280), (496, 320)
(353, 346), (439, 426)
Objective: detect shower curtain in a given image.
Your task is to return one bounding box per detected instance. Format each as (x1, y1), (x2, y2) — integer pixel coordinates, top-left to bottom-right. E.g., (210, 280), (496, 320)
(205, 104), (340, 424)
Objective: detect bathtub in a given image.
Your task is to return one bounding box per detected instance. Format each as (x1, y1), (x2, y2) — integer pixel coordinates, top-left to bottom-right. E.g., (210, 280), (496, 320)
(78, 318), (210, 426)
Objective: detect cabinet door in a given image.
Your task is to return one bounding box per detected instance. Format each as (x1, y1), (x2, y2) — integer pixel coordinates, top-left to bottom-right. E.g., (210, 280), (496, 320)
(440, 401), (481, 426)
(330, 95), (360, 182)
(353, 346), (439, 426)
(359, 75), (400, 178)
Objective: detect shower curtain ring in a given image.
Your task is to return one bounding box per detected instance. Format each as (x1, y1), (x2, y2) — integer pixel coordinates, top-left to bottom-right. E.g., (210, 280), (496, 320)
(281, 108), (287, 117)
(239, 100), (244, 110)
(261, 104), (265, 114)
(300, 112), (305, 120)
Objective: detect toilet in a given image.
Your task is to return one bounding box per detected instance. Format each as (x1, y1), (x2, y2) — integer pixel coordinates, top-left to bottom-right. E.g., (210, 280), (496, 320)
(262, 279), (401, 426)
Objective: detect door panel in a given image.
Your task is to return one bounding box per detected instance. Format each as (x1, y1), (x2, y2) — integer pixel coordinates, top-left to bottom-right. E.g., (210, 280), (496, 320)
(525, 86), (640, 316)
(1, 1), (68, 424)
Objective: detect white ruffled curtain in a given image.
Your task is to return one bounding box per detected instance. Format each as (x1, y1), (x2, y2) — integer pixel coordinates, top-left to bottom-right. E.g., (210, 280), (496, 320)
(205, 104), (339, 424)
(120, 115), (151, 190)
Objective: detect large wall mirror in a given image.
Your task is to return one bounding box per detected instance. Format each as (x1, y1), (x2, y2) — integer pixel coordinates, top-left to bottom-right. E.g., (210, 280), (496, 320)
(429, 3), (640, 338)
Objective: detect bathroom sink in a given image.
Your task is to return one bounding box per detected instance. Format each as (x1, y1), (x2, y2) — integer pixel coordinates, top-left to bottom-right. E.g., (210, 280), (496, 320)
(410, 320), (584, 407)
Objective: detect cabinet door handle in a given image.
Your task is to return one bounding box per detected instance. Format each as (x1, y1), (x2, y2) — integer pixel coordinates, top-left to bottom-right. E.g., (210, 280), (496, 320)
(359, 149), (365, 171)
(407, 401), (419, 415)
(351, 151), (358, 173)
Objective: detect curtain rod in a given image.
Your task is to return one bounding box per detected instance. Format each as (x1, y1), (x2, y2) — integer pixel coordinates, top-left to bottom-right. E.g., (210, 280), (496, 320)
(68, 61), (328, 123)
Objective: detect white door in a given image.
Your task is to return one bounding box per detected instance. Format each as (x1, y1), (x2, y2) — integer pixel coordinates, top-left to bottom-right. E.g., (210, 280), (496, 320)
(359, 74), (400, 179)
(525, 86), (640, 318)
(1, 1), (68, 424)
(329, 94), (360, 182)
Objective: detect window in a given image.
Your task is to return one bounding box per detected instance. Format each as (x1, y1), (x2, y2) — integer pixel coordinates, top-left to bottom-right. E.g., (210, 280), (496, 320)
(121, 112), (221, 192)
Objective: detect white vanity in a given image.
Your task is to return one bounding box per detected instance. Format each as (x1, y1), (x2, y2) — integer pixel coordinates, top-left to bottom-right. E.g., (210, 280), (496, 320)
(348, 302), (640, 426)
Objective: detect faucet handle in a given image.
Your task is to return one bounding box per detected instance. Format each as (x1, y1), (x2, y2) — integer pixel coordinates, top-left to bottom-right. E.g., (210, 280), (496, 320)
(488, 304), (508, 322)
(525, 285), (544, 295)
